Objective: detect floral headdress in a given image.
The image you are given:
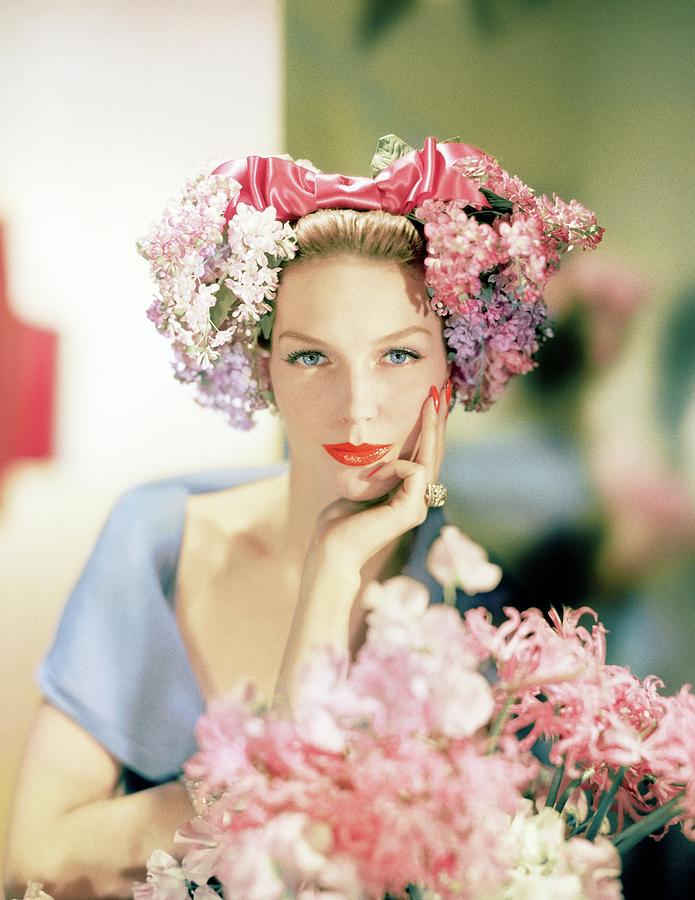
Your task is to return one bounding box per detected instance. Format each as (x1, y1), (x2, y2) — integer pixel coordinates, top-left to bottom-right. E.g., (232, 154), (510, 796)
(137, 135), (604, 429)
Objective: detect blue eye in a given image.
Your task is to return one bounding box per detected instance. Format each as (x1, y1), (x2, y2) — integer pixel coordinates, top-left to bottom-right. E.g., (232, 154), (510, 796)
(388, 348), (419, 365)
(285, 350), (325, 367)
(284, 346), (421, 368)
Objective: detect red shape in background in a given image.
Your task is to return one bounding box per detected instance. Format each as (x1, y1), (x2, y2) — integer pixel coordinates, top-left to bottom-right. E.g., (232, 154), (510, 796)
(0, 224), (57, 476)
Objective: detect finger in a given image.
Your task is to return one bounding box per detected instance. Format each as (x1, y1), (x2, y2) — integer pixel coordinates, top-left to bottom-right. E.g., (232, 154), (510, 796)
(369, 458), (429, 524)
(433, 376), (450, 480)
(414, 385), (440, 482)
(406, 386), (435, 464)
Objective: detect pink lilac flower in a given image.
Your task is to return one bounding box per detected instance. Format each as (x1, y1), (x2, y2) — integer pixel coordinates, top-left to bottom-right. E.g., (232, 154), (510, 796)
(138, 179), (296, 427)
(454, 153), (537, 210)
(174, 339), (268, 431)
(534, 194), (605, 250)
(418, 201), (499, 309)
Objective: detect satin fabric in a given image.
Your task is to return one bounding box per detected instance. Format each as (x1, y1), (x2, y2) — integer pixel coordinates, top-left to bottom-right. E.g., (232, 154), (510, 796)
(212, 137), (489, 222)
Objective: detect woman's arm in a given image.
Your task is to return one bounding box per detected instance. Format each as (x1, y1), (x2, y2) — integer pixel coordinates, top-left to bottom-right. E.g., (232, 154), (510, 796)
(274, 540), (363, 708)
(4, 702), (194, 900)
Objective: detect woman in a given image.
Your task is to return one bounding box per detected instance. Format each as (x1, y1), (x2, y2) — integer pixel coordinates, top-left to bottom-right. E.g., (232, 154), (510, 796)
(4, 137), (602, 898)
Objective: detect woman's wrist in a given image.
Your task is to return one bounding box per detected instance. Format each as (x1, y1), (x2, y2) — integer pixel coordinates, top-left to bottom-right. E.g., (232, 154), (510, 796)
(301, 540), (362, 606)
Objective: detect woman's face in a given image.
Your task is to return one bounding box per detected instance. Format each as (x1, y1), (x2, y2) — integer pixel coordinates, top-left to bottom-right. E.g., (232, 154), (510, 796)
(268, 254), (450, 502)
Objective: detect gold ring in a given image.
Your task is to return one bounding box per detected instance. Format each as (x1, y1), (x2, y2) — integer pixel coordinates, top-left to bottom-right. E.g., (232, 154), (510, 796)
(424, 482), (447, 508)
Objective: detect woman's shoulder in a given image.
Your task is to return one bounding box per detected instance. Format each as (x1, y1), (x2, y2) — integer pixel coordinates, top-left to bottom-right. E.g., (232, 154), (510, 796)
(182, 469), (290, 574)
(185, 468), (288, 535)
(110, 465), (289, 537)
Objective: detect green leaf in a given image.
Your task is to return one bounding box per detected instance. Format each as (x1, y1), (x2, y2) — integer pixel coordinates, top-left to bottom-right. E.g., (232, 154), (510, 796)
(259, 304), (276, 341)
(480, 187), (513, 214)
(545, 763), (565, 808)
(210, 283), (237, 329)
(371, 134), (414, 176)
(613, 794), (684, 855)
(479, 283), (494, 303)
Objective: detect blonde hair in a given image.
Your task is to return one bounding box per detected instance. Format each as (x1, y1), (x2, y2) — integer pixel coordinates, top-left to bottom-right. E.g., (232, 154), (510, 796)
(291, 208), (425, 264)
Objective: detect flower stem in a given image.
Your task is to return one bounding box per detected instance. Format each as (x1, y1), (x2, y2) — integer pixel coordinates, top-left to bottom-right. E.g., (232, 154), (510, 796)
(443, 584), (457, 607)
(545, 763), (565, 808)
(556, 767), (595, 813)
(585, 766), (628, 841)
(612, 794), (685, 855)
(487, 696), (515, 753)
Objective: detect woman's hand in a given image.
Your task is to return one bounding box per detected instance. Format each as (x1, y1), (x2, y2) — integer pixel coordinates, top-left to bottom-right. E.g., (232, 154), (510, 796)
(310, 375), (452, 573)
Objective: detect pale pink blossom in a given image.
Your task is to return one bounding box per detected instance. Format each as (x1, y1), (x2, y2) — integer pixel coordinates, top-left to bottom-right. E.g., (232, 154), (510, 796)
(361, 575), (430, 646)
(214, 829), (285, 900)
(133, 850), (190, 900)
(426, 525), (503, 596)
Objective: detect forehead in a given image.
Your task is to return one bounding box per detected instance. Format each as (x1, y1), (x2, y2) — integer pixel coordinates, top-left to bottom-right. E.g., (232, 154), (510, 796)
(273, 255), (435, 336)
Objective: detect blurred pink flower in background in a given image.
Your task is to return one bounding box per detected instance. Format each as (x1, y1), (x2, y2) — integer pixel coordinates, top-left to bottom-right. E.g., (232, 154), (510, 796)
(543, 253), (651, 365)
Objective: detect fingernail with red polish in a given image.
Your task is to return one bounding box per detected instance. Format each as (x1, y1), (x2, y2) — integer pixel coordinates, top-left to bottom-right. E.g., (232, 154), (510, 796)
(367, 463), (386, 478)
(429, 385), (440, 413)
(445, 378), (452, 406)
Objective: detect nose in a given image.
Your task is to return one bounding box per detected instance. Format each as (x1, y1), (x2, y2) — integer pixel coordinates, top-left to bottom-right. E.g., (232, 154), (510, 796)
(337, 367), (379, 427)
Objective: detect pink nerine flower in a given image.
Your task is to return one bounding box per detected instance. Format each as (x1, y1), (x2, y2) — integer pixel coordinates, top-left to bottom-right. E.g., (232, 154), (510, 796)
(426, 525), (503, 596)
(464, 605), (603, 693)
(641, 684), (695, 835)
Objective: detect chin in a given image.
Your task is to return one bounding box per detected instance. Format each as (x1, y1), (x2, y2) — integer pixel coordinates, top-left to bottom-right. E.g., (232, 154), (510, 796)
(331, 466), (398, 503)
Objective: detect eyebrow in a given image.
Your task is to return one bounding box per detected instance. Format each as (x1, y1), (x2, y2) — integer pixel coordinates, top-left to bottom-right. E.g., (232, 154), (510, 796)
(277, 325), (433, 346)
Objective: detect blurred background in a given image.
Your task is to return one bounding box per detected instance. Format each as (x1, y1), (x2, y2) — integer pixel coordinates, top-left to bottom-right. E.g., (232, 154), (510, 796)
(2, 0), (694, 894)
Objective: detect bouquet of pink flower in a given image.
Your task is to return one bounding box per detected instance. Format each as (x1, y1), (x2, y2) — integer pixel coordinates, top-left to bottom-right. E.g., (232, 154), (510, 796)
(133, 528), (694, 900)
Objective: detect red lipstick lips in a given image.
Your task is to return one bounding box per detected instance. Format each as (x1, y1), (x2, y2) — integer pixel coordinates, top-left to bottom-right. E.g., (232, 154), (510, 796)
(323, 442), (392, 467)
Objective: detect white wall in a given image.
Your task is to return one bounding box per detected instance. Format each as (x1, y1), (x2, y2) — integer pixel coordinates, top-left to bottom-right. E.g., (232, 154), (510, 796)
(0, 0), (284, 856)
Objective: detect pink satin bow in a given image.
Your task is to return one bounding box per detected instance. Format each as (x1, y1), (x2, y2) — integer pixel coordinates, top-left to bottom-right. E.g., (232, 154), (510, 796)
(212, 137), (489, 222)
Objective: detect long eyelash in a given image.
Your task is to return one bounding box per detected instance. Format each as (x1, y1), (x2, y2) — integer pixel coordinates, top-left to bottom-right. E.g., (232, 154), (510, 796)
(284, 349), (324, 363)
(390, 346), (422, 360)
